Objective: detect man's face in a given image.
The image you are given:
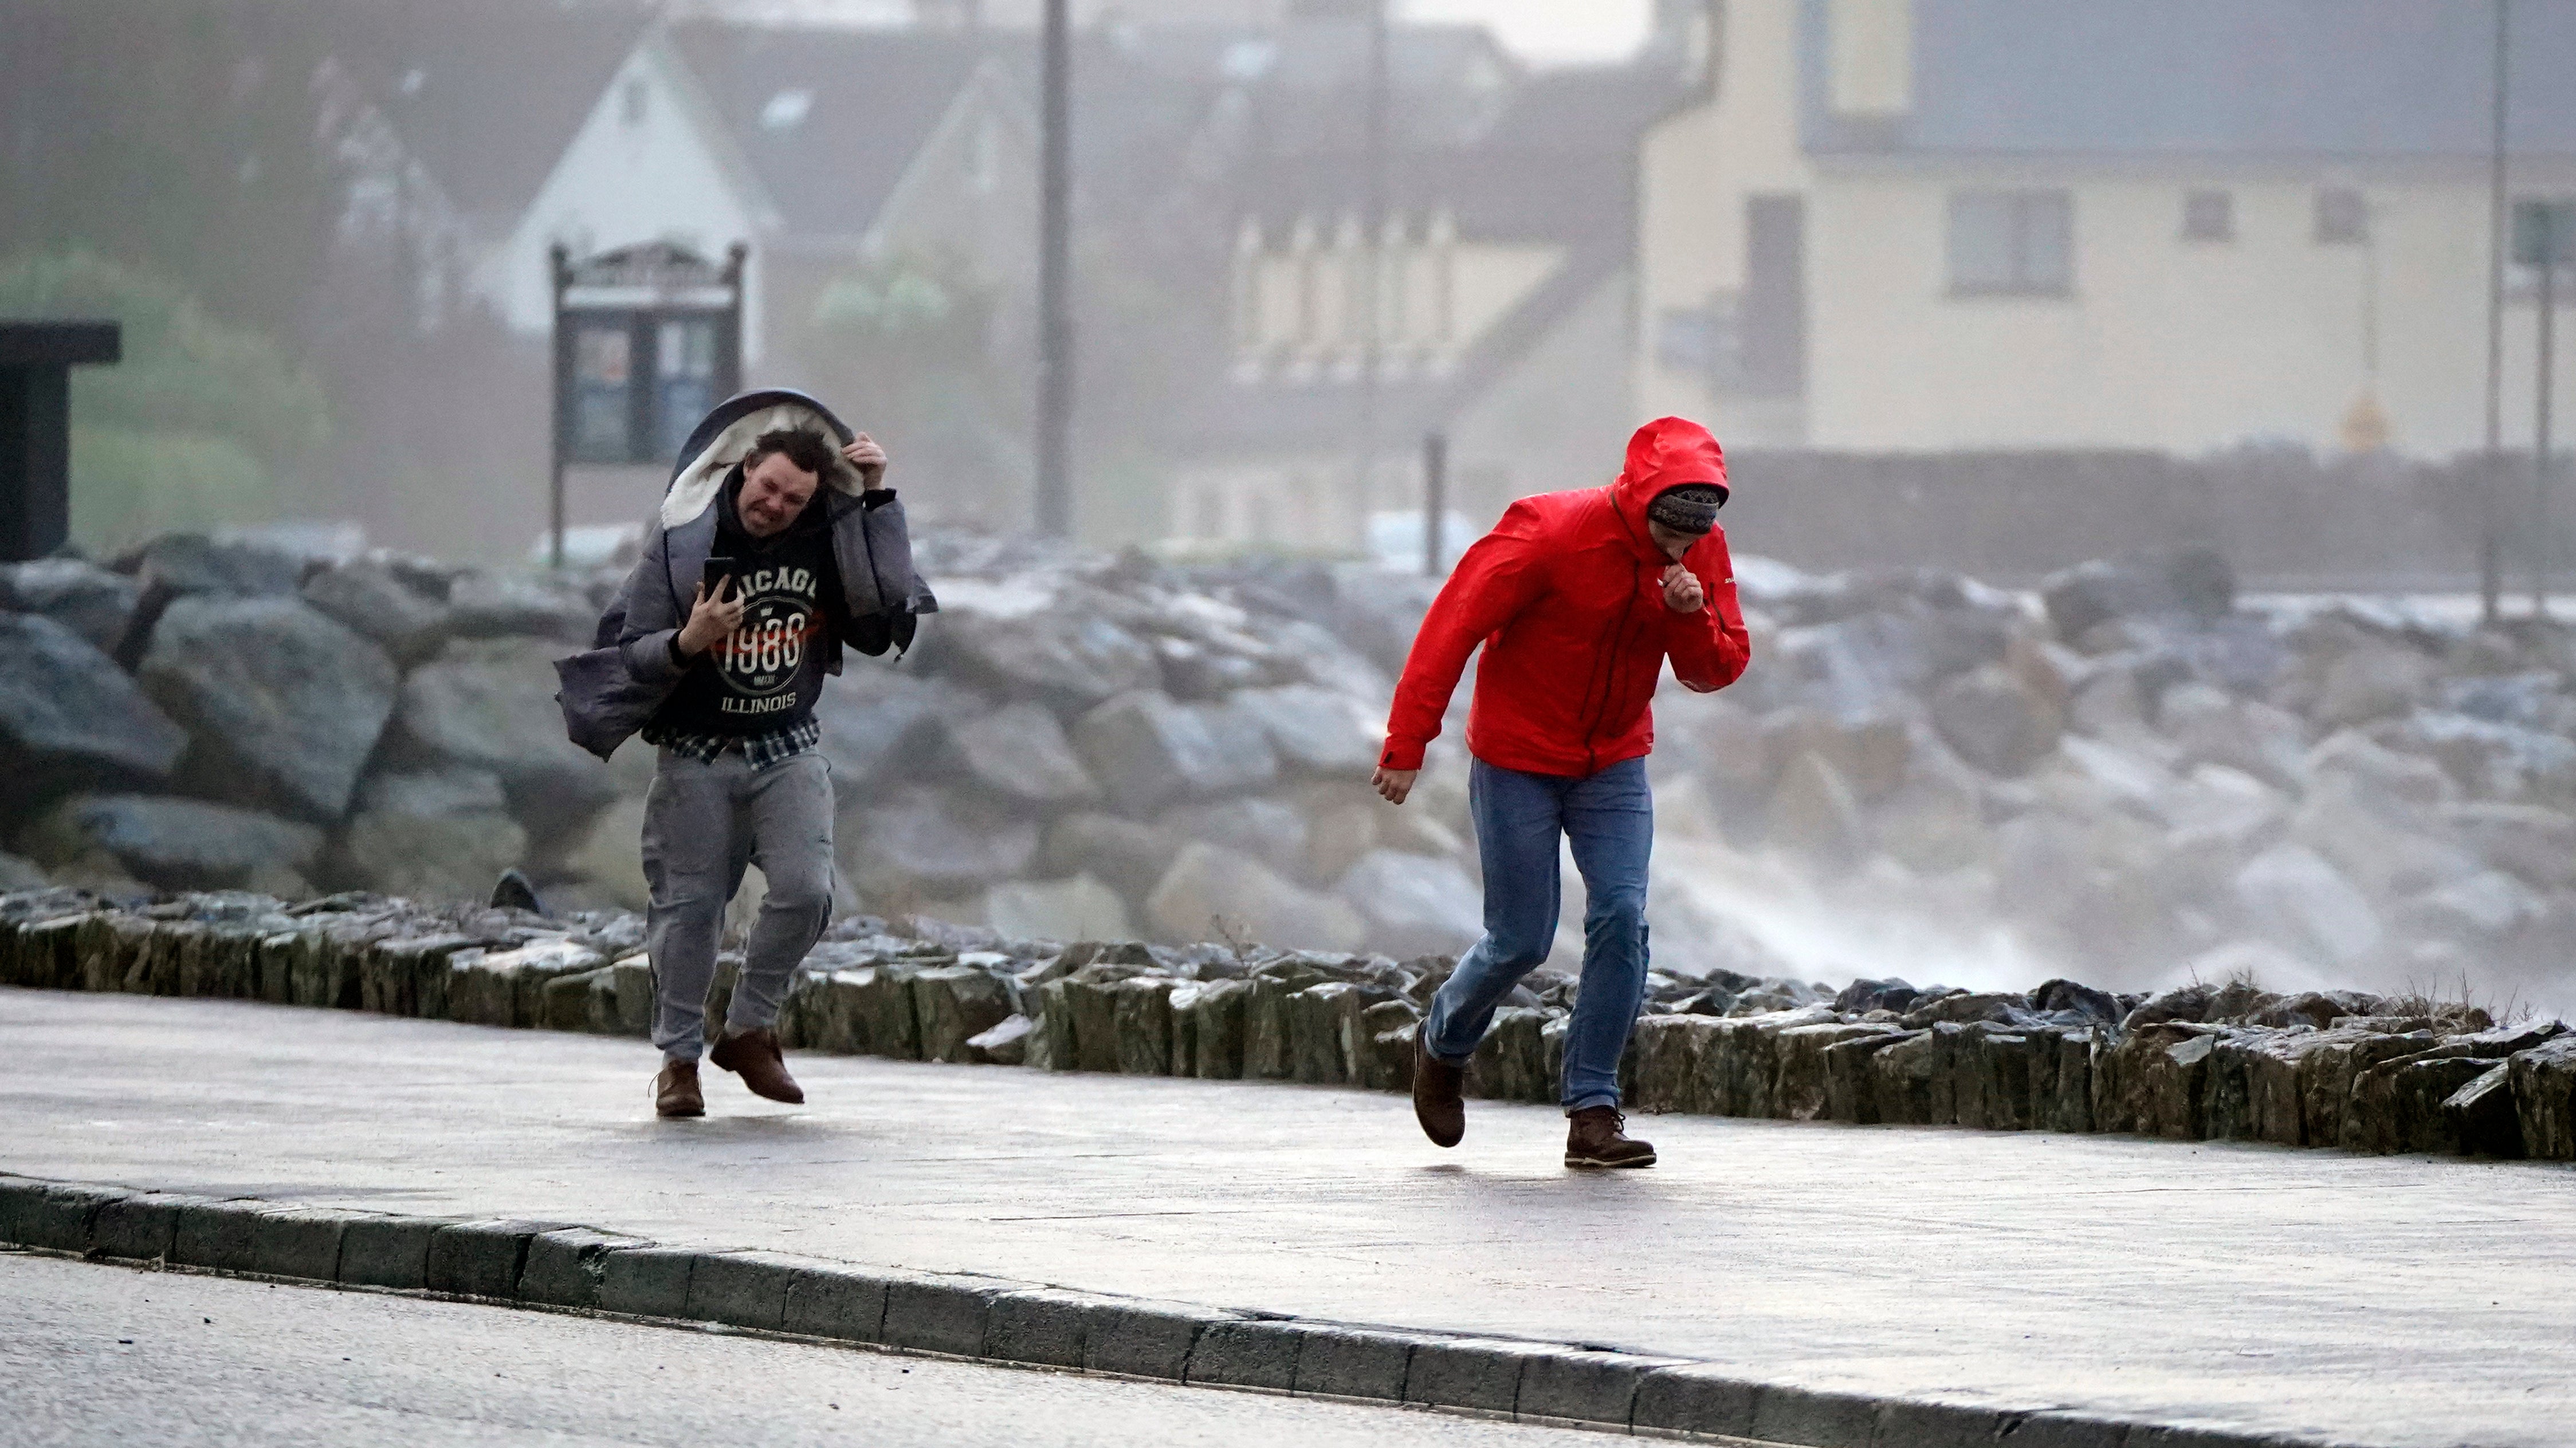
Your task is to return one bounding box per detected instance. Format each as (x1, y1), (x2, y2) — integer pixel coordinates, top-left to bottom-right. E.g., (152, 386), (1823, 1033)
(740, 453), (820, 538)
(1646, 519), (1702, 562)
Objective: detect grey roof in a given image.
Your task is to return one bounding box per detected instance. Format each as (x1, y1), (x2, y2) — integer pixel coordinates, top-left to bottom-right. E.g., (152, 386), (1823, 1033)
(355, 1), (655, 220)
(667, 22), (1011, 241)
(1799, 0), (2576, 159)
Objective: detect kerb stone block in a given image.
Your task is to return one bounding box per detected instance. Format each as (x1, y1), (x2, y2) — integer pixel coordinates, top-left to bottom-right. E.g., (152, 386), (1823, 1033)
(780, 1264), (891, 1342)
(598, 1245), (697, 1317)
(1401, 1337), (1540, 1414)
(337, 1213), (443, 1290)
(425, 1218), (557, 1298)
(684, 1250), (805, 1332)
(1515, 1349), (1690, 1426)
(1184, 1317), (1305, 1391)
(518, 1227), (645, 1309)
(1290, 1326), (1426, 1400)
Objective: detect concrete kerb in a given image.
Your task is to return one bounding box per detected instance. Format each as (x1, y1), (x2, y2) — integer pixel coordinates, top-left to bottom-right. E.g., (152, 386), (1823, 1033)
(0, 1171), (2325, 1447)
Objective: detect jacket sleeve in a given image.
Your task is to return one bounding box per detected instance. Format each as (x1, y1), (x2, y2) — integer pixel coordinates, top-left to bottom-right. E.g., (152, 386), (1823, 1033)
(1379, 501), (1549, 772)
(1666, 524), (1752, 693)
(615, 522), (693, 688)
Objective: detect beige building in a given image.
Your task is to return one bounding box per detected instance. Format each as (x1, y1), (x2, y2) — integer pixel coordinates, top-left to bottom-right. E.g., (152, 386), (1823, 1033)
(1638, 0), (2576, 457)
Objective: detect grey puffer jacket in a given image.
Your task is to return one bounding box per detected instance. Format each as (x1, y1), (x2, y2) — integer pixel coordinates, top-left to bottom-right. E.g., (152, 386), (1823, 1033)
(554, 388), (937, 760)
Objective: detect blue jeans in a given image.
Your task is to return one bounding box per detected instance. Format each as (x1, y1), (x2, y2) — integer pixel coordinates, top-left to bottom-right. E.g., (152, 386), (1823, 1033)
(1424, 756), (1653, 1113)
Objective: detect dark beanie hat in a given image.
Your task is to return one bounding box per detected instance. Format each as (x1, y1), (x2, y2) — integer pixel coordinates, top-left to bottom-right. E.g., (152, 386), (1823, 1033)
(1647, 482), (1727, 536)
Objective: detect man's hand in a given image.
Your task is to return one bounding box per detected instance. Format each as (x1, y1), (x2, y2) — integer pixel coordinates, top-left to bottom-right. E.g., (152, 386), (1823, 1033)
(1372, 765), (1418, 805)
(1660, 562), (1706, 614)
(676, 576), (745, 658)
(843, 432), (888, 490)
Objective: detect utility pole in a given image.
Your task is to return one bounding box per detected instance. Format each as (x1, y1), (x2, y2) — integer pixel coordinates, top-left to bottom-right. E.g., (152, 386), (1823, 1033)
(1421, 431), (1447, 577)
(2537, 208), (2558, 620)
(1035, 0), (1074, 537)
(2483, 0), (2511, 623)
(1354, 0), (1389, 538)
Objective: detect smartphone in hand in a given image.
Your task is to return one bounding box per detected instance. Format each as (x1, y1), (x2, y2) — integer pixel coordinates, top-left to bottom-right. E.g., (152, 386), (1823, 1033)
(702, 555), (737, 601)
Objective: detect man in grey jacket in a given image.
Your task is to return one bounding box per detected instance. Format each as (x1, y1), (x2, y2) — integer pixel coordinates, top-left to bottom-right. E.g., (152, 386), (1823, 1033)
(568, 389), (936, 1119)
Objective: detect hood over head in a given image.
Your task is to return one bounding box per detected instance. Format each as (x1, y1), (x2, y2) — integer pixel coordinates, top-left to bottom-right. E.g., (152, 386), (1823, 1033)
(660, 388), (865, 531)
(1612, 416), (1730, 532)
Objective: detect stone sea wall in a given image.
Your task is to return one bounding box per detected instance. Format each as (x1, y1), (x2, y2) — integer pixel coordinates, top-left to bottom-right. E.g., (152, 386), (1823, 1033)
(5, 887), (2569, 1162)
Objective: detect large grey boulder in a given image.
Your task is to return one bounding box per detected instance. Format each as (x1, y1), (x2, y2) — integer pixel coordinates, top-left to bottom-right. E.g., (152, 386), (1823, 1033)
(1335, 849), (1481, 957)
(18, 793), (321, 892)
(393, 637), (619, 840)
(125, 533), (306, 600)
(2443, 801), (2576, 890)
(443, 569), (595, 642)
(2310, 647), (2434, 730)
(936, 583), (1160, 709)
(1233, 684), (1381, 779)
(1765, 750), (1866, 862)
(2158, 683), (2310, 793)
(1156, 797), (1310, 882)
(1930, 664), (2063, 776)
(2233, 842), (2383, 967)
(1145, 841), (1364, 952)
(943, 701), (1101, 806)
(301, 558), (454, 666)
(139, 595), (399, 823)
(0, 558), (140, 653)
(339, 768), (528, 902)
(985, 874), (1132, 942)
(846, 786), (1040, 904)
(0, 613), (186, 800)
(1073, 689), (1279, 817)
(815, 670), (976, 802)
(1038, 812), (1181, 903)
(2039, 549), (2233, 643)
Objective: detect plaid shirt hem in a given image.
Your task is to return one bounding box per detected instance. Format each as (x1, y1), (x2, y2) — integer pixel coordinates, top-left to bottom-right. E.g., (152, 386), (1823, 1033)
(643, 718), (822, 772)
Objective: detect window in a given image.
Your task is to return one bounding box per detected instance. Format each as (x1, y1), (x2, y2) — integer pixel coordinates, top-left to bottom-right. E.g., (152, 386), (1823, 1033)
(2315, 188), (2367, 245)
(1947, 190), (2072, 296)
(2182, 189), (2233, 242)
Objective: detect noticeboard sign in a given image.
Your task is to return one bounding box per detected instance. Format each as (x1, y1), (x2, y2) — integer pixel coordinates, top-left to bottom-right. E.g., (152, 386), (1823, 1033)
(551, 241), (745, 468)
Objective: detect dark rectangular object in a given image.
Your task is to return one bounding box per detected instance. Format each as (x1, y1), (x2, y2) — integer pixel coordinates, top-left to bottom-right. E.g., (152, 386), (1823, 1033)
(0, 322), (120, 367)
(1, 320), (120, 562)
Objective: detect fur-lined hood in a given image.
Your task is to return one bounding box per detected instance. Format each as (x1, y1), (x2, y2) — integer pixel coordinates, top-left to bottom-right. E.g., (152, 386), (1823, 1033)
(660, 388), (867, 531)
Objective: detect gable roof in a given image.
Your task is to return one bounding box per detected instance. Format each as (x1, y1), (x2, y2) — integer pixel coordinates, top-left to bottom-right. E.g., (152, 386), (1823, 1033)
(665, 21), (1014, 241)
(1799, 0), (2576, 160)
(347, 0), (656, 221)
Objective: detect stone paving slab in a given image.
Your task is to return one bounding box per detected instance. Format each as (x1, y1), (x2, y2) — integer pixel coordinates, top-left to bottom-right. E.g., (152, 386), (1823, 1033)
(5, 989), (2573, 1446)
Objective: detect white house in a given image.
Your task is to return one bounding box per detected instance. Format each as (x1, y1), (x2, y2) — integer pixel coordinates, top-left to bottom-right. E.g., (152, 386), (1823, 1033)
(1637, 0), (2576, 457)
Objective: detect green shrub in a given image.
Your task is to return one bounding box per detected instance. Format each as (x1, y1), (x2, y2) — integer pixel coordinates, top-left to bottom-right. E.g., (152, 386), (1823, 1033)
(0, 249), (327, 551)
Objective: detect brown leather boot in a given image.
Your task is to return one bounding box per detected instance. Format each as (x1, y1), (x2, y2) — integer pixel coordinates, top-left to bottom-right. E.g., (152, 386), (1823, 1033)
(1564, 1106), (1655, 1168)
(654, 1060), (704, 1119)
(709, 1026), (805, 1104)
(1411, 1030), (1465, 1148)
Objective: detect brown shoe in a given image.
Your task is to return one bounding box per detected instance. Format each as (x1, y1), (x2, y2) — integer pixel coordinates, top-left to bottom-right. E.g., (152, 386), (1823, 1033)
(709, 1026), (805, 1104)
(1411, 1030), (1465, 1148)
(1565, 1106), (1654, 1169)
(654, 1060), (704, 1119)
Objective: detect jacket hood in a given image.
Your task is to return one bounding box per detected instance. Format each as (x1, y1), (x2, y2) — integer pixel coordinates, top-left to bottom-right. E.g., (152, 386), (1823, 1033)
(1611, 416), (1729, 517)
(660, 388), (865, 531)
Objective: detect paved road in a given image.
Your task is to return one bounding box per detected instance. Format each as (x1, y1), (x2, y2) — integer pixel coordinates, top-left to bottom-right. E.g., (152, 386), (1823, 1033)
(5, 989), (2573, 1448)
(0, 1253), (1604, 1447)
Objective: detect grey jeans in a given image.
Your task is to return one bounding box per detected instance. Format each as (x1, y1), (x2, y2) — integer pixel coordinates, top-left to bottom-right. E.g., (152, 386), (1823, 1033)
(642, 748), (835, 1061)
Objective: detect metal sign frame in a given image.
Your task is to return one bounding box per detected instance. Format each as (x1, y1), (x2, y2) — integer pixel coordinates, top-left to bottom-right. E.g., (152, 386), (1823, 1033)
(547, 240), (747, 567)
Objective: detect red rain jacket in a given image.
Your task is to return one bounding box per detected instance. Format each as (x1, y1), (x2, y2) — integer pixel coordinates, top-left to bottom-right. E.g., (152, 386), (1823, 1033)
(1379, 417), (1752, 778)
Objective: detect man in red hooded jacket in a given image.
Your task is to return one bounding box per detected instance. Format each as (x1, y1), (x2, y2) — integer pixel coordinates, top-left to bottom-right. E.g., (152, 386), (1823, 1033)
(1373, 417), (1751, 1167)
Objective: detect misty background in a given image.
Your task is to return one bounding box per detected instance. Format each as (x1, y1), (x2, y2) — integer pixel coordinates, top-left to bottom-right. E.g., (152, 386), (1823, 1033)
(8, 0), (2576, 1020)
